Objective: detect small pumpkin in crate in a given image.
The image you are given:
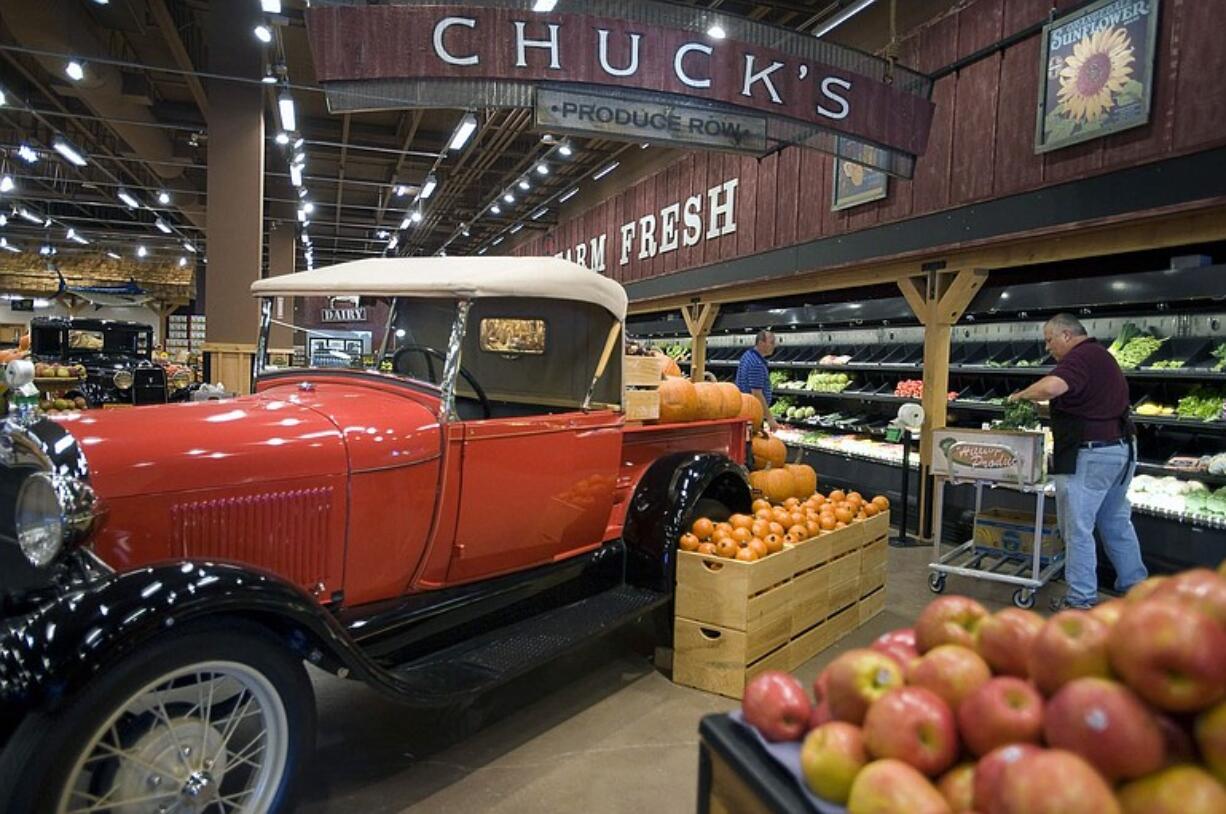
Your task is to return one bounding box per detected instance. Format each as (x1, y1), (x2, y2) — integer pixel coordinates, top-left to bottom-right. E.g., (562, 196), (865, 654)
(659, 376), (698, 422)
(762, 468), (794, 504)
(785, 463), (818, 500)
(751, 435), (787, 471)
(692, 382), (724, 420)
(739, 393), (765, 434)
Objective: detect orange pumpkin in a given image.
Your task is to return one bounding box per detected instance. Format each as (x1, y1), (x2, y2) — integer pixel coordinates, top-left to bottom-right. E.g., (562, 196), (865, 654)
(739, 393), (765, 434)
(785, 464), (818, 500)
(748, 470), (771, 499)
(697, 542), (717, 556)
(691, 517), (715, 540)
(828, 489), (846, 503)
(751, 435), (787, 471)
(653, 350), (682, 378)
(763, 533), (783, 553)
(751, 519), (770, 539)
(729, 513), (754, 531)
(748, 538), (769, 559)
(716, 382), (744, 419)
(872, 495), (890, 511)
(735, 546), (757, 562)
(693, 382), (724, 420)
(716, 538), (740, 559)
(834, 507), (854, 525)
(768, 521), (785, 537)
(819, 515), (837, 531)
(679, 533), (700, 551)
(659, 376), (698, 423)
(752, 498), (771, 513)
(863, 503), (879, 517)
(787, 524), (808, 541)
(763, 468), (794, 504)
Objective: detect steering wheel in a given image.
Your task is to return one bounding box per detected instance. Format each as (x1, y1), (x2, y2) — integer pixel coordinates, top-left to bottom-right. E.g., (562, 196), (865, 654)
(391, 344), (491, 420)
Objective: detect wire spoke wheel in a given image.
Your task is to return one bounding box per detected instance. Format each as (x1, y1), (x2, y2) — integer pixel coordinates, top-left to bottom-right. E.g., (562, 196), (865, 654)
(57, 662), (290, 814)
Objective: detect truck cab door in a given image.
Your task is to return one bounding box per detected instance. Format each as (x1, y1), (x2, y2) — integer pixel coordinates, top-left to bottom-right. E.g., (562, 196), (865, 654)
(446, 410), (622, 583)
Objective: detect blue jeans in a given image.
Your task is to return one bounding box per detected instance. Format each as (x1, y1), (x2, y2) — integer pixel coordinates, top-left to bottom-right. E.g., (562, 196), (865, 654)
(1052, 443), (1148, 606)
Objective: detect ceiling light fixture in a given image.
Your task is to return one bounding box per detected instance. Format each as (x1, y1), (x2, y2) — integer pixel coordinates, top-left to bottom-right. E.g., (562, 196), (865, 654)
(183, 241), (196, 253)
(157, 190), (170, 205)
(275, 132), (289, 145)
(559, 187), (579, 203)
(289, 164), (303, 187)
(302, 202), (314, 214)
(420, 173), (438, 199)
(447, 112), (478, 151)
(155, 218), (172, 234)
(254, 25), (272, 44)
(178, 256), (188, 267)
(707, 24), (727, 40)
(593, 161), (620, 180)
(136, 245), (148, 258)
(533, 0), (558, 10)
(261, 0), (282, 12)
(0, 176), (12, 193)
(17, 207), (43, 225)
(491, 204), (502, 215)
(117, 188), (140, 208)
(17, 144), (38, 163)
(278, 90), (296, 131)
(65, 61), (85, 81)
(531, 207), (548, 220)
(0, 238), (18, 253)
(106, 251), (121, 260)
(492, 236), (504, 246)
(535, 163), (549, 175)
(478, 247), (488, 255)
(503, 192), (515, 203)
(67, 229), (89, 245)
(410, 210), (422, 224)
(375, 230), (389, 239)
(558, 143), (573, 157)
(399, 216), (411, 230)
(510, 223), (524, 234)
(518, 179), (530, 191)
(394, 185), (410, 197)
(52, 137), (88, 166)
(387, 235), (399, 251)
(814, 0), (877, 38)
(292, 137), (304, 149)
(0, 89), (6, 107)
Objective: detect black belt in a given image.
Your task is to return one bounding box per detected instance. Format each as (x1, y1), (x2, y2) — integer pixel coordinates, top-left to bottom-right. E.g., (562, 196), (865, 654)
(1080, 438), (1127, 449)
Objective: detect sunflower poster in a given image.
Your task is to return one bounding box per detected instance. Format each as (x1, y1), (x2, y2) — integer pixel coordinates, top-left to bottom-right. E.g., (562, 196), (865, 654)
(831, 138), (889, 211)
(1035, 0), (1160, 153)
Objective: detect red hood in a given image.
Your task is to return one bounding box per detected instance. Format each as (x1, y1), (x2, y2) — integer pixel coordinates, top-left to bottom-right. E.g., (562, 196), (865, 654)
(56, 377), (443, 500)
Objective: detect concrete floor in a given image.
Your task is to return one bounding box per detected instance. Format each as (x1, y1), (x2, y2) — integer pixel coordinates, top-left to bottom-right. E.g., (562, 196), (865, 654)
(300, 546), (1068, 813)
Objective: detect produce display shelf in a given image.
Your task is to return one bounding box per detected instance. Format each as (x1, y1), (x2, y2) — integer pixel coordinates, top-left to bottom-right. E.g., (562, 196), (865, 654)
(1128, 500), (1226, 530)
(1126, 368), (1226, 381)
(713, 359), (1226, 381)
(780, 437), (918, 471)
(1135, 462), (1226, 487)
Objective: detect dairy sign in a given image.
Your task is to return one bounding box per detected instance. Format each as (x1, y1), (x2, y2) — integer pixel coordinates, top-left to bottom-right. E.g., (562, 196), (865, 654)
(305, 0), (935, 175)
(555, 177), (738, 273)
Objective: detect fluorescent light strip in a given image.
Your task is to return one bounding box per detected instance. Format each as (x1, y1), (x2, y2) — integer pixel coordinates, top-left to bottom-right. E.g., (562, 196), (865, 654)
(261, 0), (282, 13)
(254, 25), (272, 43)
(593, 161), (619, 180)
(492, 236), (504, 245)
(17, 207), (42, 225)
(53, 138), (88, 166)
(155, 218), (172, 234)
(510, 223), (523, 234)
(814, 0), (877, 38)
(290, 164), (303, 187)
(531, 208), (548, 220)
(0, 176), (12, 193)
(448, 112), (478, 151)
(559, 187), (579, 203)
(420, 174), (438, 199)
(118, 189), (140, 208)
(278, 91), (296, 132)
(533, 0), (558, 10)
(17, 144), (38, 163)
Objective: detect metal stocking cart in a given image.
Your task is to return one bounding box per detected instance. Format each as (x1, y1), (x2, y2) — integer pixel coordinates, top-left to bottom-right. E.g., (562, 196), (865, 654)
(927, 428), (1065, 609)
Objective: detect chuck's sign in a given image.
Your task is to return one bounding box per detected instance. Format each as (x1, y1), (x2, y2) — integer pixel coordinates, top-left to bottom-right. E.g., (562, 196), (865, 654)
(305, 1), (934, 173)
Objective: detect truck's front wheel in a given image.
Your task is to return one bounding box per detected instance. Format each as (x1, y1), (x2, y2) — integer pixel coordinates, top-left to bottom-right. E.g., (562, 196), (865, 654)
(0, 620), (315, 814)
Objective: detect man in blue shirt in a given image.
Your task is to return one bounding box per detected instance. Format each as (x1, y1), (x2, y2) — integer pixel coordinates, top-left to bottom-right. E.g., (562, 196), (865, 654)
(736, 330), (779, 433)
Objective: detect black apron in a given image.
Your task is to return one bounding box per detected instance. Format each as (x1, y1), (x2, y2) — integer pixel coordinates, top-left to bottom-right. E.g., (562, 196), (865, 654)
(1050, 404), (1135, 476)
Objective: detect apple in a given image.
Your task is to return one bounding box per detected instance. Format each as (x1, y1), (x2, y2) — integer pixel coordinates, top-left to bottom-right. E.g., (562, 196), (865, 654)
(1028, 610), (1112, 696)
(809, 669), (832, 730)
(956, 677), (1044, 757)
(906, 645), (991, 709)
(1043, 677), (1165, 781)
(801, 721), (868, 804)
(1116, 765), (1226, 814)
(972, 744), (1041, 813)
(1154, 710), (1198, 767)
(1089, 598), (1126, 628)
(872, 627), (920, 670)
(915, 596), (988, 653)
(741, 670), (812, 742)
(1196, 700), (1226, 784)
(936, 763), (974, 813)
(1109, 600), (1226, 712)
(1149, 568), (1226, 628)
(1126, 575), (1170, 603)
(846, 759), (953, 814)
(994, 749), (1121, 814)
(863, 687), (959, 777)
(974, 608), (1044, 677)
(825, 648), (905, 725)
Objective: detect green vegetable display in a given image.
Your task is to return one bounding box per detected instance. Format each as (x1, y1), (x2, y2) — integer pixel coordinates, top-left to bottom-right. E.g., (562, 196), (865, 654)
(1107, 323), (1167, 369)
(769, 370), (791, 388)
(1150, 359), (1185, 369)
(1175, 386), (1226, 421)
(805, 371), (853, 393)
(770, 397), (794, 418)
(1212, 341), (1226, 372)
(994, 399), (1041, 430)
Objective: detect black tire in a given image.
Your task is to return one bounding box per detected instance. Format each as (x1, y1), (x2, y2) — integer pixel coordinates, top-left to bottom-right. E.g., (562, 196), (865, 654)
(0, 619), (315, 814)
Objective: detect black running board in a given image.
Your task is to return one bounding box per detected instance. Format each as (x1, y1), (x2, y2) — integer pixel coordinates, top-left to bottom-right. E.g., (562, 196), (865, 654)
(385, 585), (668, 702)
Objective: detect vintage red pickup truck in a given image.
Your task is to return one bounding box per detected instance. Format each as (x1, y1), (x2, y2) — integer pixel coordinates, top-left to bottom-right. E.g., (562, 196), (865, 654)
(0, 258), (751, 813)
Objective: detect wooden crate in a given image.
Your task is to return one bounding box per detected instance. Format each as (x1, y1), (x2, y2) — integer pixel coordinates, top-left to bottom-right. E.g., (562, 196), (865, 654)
(676, 548), (796, 630)
(624, 354), (665, 386)
(859, 587), (886, 625)
(790, 533), (832, 574)
(828, 521), (867, 559)
(673, 617), (793, 699)
(826, 550), (862, 613)
(623, 388), (660, 421)
(861, 511), (890, 540)
(789, 564), (830, 637)
(826, 602), (860, 643)
(788, 617), (834, 667)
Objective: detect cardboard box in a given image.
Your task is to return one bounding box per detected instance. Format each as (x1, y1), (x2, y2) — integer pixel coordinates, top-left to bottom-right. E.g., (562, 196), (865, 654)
(974, 507), (1062, 561)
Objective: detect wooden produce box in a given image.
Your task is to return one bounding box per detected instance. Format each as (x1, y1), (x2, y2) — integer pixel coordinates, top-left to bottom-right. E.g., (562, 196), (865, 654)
(623, 388), (660, 421)
(673, 512), (890, 699)
(623, 354), (665, 386)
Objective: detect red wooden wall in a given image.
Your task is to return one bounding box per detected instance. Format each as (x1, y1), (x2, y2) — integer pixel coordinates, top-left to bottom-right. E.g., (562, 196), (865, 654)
(512, 0), (1225, 288)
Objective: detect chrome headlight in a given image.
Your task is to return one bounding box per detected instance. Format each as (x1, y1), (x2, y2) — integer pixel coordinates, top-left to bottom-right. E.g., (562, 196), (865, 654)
(170, 369), (192, 389)
(14, 472), (95, 567)
(113, 370), (134, 390)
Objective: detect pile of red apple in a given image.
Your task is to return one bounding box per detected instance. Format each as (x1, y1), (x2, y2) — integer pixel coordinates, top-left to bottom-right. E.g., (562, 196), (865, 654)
(739, 565), (1226, 813)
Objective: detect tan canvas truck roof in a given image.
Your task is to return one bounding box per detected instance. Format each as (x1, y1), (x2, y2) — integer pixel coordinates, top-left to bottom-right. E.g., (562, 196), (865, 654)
(250, 257), (628, 321)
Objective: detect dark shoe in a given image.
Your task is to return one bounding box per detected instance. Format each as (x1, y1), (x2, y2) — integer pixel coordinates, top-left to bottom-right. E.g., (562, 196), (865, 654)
(1049, 595), (1095, 612)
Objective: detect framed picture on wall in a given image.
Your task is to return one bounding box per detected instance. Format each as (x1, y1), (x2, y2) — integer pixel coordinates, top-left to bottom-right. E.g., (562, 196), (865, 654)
(831, 137), (889, 211)
(1035, 0), (1160, 154)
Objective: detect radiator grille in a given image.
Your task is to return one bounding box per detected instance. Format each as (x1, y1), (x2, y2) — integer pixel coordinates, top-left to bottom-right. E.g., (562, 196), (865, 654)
(171, 487), (333, 588)
(133, 367), (167, 405)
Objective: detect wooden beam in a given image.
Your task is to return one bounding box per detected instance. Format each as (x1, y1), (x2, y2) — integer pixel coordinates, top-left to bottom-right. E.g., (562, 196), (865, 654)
(936, 268), (989, 324)
(682, 302), (720, 382)
(147, 0), (209, 119)
(898, 276), (929, 324)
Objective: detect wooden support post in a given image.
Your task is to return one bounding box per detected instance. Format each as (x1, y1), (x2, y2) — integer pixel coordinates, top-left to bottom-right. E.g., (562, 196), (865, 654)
(148, 300), (186, 350)
(682, 302), (720, 382)
(899, 268), (989, 539)
(57, 293), (87, 318)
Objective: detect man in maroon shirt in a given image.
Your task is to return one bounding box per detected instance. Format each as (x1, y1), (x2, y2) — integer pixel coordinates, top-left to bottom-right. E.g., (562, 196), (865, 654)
(1009, 313), (1147, 609)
